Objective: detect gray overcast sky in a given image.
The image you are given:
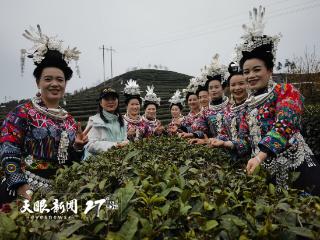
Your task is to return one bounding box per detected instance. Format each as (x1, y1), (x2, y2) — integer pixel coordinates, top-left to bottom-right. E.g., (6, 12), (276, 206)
(0, 0), (319, 103)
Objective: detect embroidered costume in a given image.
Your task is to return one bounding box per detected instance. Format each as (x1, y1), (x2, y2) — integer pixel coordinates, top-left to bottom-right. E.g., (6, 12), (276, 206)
(141, 116), (162, 135)
(180, 111), (202, 133)
(167, 90), (185, 135)
(218, 101), (251, 159)
(0, 25), (82, 203)
(0, 98), (81, 197)
(123, 80), (152, 141)
(142, 86), (163, 136)
(192, 97), (230, 138)
(123, 115), (152, 141)
(190, 54), (230, 138)
(180, 78), (202, 133)
(243, 83), (318, 191)
(236, 6), (319, 193)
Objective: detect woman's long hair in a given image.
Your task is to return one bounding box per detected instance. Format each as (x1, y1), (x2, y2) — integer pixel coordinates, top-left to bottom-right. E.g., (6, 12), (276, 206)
(98, 101), (124, 127)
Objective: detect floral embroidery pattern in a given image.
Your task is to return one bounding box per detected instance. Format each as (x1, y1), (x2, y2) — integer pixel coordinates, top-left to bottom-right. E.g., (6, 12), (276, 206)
(237, 83), (315, 190)
(0, 100), (78, 190)
(123, 115), (152, 141)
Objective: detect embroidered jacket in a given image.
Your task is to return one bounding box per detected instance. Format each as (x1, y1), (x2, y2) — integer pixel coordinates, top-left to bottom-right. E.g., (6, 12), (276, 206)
(123, 115), (152, 141)
(166, 116), (184, 136)
(0, 100), (79, 190)
(238, 83), (318, 189)
(191, 97), (231, 138)
(142, 116), (163, 136)
(180, 111), (201, 133)
(218, 102), (251, 158)
(242, 83), (304, 156)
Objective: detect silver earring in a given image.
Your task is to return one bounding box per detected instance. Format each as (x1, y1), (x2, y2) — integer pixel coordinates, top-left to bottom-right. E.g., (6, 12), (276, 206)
(36, 89), (41, 97)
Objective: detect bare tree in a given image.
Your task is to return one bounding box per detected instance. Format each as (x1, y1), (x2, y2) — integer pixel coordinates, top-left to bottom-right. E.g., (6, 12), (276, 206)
(279, 47), (320, 101)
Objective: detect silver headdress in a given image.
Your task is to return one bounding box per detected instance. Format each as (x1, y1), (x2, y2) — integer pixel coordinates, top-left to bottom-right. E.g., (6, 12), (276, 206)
(142, 85), (161, 106)
(169, 90), (185, 106)
(197, 69), (208, 87)
(183, 77), (200, 95)
(21, 25), (81, 77)
(235, 6), (282, 64)
(205, 54), (228, 85)
(124, 79), (141, 95)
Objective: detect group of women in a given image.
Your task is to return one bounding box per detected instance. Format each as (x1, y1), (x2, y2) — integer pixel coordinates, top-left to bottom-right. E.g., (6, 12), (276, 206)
(0, 7), (319, 206)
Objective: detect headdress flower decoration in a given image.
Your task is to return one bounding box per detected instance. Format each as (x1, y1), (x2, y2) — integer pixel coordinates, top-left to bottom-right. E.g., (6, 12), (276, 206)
(124, 79), (141, 95)
(142, 85), (161, 106)
(21, 24), (81, 77)
(169, 90), (185, 105)
(183, 77), (200, 95)
(235, 6), (282, 64)
(205, 54), (228, 85)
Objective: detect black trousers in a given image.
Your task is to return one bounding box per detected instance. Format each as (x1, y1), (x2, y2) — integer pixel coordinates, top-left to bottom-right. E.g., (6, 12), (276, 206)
(292, 156), (320, 196)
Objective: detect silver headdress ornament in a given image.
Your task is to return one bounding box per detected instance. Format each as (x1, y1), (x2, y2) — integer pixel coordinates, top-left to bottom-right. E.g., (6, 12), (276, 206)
(183, 77), (200, 95)
(235, 6), (282, 64)
(20, 24), (81, 77)
(206, 54), (228, 85)
(169, 89), (185, 105)
(197, 68), (208, 87)
(143, 85), (161, 106)
(124, 79), (141, 95)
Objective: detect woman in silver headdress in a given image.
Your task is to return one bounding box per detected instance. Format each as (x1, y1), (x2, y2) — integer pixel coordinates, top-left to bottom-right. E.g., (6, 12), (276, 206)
(142, 86), (164, 136)
(0, 25), (89, 204)
(179, 78), (201, 138)
(167, 90), (185, 135)
(236, 7), (319, 194)
(122, 80), (152, 141)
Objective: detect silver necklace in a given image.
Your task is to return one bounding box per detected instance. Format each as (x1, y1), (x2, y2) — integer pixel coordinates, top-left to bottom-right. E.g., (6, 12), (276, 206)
(209, 96), (229, 111)
(123, 114), (142, 124)
(247, 83), (277, 109)
(32, 97), (68, 120)
(31, 97), (69, 164)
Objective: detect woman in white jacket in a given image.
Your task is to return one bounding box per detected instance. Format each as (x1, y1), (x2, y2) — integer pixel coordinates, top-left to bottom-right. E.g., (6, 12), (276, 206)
(83, 88), (128, 160)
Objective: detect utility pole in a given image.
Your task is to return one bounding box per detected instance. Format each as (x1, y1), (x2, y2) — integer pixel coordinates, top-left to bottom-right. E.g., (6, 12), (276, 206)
(99, 45), (107, 81)
(106, 46), (116, 79)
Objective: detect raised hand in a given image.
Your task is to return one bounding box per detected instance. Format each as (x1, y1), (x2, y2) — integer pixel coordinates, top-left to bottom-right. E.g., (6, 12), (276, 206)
(167, 125), (178, 135)
(127, 127), (136, 137)
(74, 122), (91, 150)
(154, 125), (164, 135)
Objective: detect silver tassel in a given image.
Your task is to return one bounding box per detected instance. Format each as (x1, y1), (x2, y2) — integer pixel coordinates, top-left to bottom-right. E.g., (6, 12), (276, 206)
(58, 130), (69, 164)
(20, 49), (27, 76)
(134, 128), (140, 141)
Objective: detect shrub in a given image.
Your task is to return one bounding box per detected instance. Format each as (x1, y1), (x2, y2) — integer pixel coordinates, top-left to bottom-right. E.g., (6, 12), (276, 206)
(302, 104), (320, 157)
(1, 137), (319, 240)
